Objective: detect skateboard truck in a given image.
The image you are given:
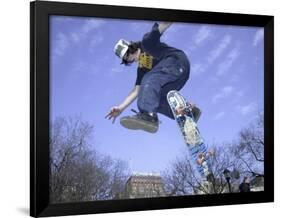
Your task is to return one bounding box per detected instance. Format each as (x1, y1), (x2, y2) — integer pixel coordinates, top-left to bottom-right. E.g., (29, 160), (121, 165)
(175, 104), (201, 123)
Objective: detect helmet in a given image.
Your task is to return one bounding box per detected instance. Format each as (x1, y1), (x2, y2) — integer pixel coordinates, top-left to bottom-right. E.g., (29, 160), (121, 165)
(114, 39), (130, 61)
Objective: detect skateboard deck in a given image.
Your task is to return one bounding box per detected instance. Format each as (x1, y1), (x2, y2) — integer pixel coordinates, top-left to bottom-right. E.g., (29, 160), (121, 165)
(167, 90), (213, 180)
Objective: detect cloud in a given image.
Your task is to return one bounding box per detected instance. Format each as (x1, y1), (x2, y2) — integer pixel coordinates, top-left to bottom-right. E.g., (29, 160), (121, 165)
(207, 34), (232, 64)
(191, 63), (207, 76)
(188, 33), (231, 78)
(213, 111), (225, 120)
(52, 18), (106, 58)
(70, 32), (80, 43)
(111, 67), (123, 73)
(194, 26), (212, 46)
(53, 32), (69, 56)
(237, 102), (257, 115)
(82, 19), (105, 34)
(130, 22), (151, 34)
(253, 29), (264, 47)
(72, 61), (86, 72)
(161, 25), (181, 44)
(70, 60), (103, 78)
(107, 58), (125, 77)
(230, 89), (246, 105)
(183, 45), (196, 56)
(69, 60), (99, 80)
(216, 44), (240, 76)
(71, 19), (105, 46)
(89, 34), (104, 49)
(212, 86), (234, 103)
(236, 90), (244, 98)
(231, 74), (240, 82)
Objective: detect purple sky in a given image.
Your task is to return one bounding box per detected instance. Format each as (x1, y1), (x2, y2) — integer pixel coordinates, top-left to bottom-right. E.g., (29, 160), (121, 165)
(50, 16), (264, 174)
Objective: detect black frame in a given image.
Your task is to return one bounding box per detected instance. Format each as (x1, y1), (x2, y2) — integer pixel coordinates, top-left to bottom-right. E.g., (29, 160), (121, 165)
(30, 0), (274, 217)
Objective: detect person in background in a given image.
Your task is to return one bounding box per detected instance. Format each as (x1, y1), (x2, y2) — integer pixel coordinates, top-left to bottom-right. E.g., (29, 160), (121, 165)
(239, 176), (251, 192)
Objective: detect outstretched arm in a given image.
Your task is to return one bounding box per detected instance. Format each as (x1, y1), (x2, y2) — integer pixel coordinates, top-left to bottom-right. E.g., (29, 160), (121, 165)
(118, 85), (140, 111)
(158, 22), (173, 34)
(105, 86), (140, 123)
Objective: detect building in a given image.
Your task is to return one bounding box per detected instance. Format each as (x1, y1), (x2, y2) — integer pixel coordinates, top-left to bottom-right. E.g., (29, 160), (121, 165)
(116, 173), (166, 199)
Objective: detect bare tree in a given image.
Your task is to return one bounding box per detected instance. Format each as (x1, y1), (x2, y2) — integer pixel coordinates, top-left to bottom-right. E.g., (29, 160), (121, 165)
(162, 145), (237, 195)
(162, 153), (197, 196)
(162, 114), (264, 196)
(50, 116), (130, 203)
(230, 114), (264, 177)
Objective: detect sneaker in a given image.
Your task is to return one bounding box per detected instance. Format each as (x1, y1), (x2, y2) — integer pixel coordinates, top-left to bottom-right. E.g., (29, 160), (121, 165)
(120, 110), (159, 133)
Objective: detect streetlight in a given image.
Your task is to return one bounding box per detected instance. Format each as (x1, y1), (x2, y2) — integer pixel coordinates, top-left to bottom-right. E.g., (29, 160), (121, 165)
(231, 168), (240, 180)
(223, 169), (232, 193)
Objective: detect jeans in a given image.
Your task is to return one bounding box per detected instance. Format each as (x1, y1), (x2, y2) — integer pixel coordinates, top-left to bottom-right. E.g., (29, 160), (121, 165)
(137, 52), (190, 119)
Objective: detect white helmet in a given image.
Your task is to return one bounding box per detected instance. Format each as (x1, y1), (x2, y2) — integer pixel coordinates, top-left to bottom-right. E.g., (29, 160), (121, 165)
(114, 39), (130, 60)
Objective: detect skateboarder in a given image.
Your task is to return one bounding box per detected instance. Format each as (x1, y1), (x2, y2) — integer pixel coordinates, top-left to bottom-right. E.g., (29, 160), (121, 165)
(106, 22), (191, 133)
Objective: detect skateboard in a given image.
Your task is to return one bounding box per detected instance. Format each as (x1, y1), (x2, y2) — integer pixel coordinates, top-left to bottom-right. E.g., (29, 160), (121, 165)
(167, 90), (213, 180)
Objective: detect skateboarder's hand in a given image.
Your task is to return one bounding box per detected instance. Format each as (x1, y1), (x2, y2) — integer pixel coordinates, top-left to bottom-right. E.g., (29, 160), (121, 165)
(105, 106), (122, 123)
(189, 101), (196, 108)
